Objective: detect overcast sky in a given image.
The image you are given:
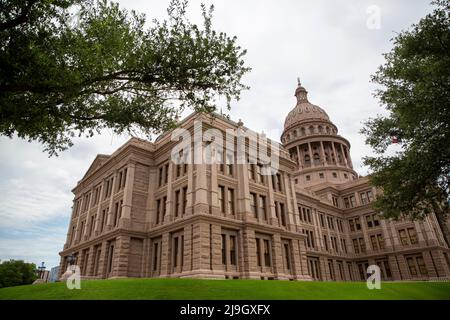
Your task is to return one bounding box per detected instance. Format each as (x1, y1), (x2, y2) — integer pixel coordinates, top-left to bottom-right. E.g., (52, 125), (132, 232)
(0, 0), (433, 269)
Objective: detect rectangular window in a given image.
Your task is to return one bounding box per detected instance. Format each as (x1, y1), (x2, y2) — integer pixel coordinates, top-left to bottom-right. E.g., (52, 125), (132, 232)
(259, 195), (267, 220)
(175, 190), (180, 217)
(263, 239), (271, 267)
(256, 164), (264, 184)
(219, 186), (225, 213)
(416, 256), (428, 275)
(153, 242), (159, 271)
(256, 239), (262, 267)
(173, 236), (179, 268)
(399, 229), (409, 246)
(360, 192), (368, 205)
(226, 153), (234, 176)
(158, 167), (163, 187)
(162, 196), (167, 219)
(176, 164), (182, 178)
(227, 188), (235, 215)
(320, 214), (325, 228)
(359, 238), (366, 253)
(355, 217), (361, 230)
(250, 193), (257, 218)
(370, 235), (378, 251)
(156, 199), (161, 224)
(284, 243), (291, 270)
(350, 196), (356, 207)
(377, 234), (384, 249)
(248, 163), (255, 180)
(164, 164), (169, 184)
(230, 235), (236, 265)
(221, 234), (227, 265)
(349, 219), (355, 232)
(276, 173), (282, 192)
(406, 257), (417, 276)
(353, 239), (359, 254)
(344, 197), (350, 208)
(279, 202), (286, 226)
(408, 227), (418, 244)
(182, 187), (187, 215)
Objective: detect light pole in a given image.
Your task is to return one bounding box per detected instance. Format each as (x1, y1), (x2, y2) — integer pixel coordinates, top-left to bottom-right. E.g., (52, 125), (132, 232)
(38, 261), (46, 279)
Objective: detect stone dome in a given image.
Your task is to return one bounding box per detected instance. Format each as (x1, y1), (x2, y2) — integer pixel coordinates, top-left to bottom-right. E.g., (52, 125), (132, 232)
(284, 82), (330, 129)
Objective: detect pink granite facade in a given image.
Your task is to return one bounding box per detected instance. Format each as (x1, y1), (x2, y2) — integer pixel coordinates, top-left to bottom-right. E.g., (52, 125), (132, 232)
(59, 83), (450, 281)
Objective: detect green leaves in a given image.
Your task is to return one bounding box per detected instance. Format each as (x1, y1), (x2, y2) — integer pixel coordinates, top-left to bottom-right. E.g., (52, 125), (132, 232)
(0, 0), (250, 155)
(0, 260), (37, 288)
(362, 0), (450, 222)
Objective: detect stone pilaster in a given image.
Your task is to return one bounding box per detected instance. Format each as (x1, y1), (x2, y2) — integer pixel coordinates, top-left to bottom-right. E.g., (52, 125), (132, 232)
(191, 222), (211, 274)
(111, 236), (130, 278)
(120, 163), (135, 229)
(164, 161), (175, 222)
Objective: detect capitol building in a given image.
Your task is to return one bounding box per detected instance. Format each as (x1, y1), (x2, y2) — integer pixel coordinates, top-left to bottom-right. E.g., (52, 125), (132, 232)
(59, 82), (450, 281)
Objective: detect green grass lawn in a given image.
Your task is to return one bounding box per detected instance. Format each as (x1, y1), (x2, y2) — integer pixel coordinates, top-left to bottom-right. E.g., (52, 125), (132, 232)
(0, 278), (449, 300)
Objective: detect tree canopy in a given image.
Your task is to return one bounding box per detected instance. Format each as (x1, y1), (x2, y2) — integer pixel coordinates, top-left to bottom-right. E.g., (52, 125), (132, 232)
(0, 0), (250, 155)
(0, 260), (37, 288)
(362, 0), (450, 223)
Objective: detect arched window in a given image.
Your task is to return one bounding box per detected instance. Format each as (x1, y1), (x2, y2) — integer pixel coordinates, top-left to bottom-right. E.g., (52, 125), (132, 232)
(318, 126), (323, 134)
(304, 155), (311, 167)
(313, 153), (320, 165)
(309, 126), (315, 134)
(301, 127), (306, 136)
(326, 126), (331, 134)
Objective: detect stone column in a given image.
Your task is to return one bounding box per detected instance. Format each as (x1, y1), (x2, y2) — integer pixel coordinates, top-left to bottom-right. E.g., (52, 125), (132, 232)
(185, 152), (195, 216)
(193, 161), (209, 216)
(284, 174), (296, 231)
(210, 150), (220, 216)
(340, 143), (349, 167)
(307, 142), (314, 167)
(414, 221), (426, 245)
(331, 142), (338, 165)
(111, 235), (130, 278)
(146, 167), (157, 228)
(421, 251), (438, 278)
(85, 246), (96, 276)
(380, 219), (393, 250)
(240, 228), (258, 278)
(159, 233), (170, 277)
(296, 238), (311, 280)
(164, 161), (175, 222)
(183, 225), (193, 273)
(289, 177), (301, 231)
(210, 224), (222, 274)
(191, 222), (211, 276)
(96, 241), (109, 279)
(83, 186), (95, 241)
(106, 171), (118, 230)
(320, 141), (327, 165)
(236, 162), (251, 221)
(120, 163), (135, 229)
(74, 197), (84, 245)
(93, 181), (105, 236)
(423, 215), (438, 246)
(271, 234), (284, 278)
(267, 176), (278, 227)
(296, 145), (302, 168)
